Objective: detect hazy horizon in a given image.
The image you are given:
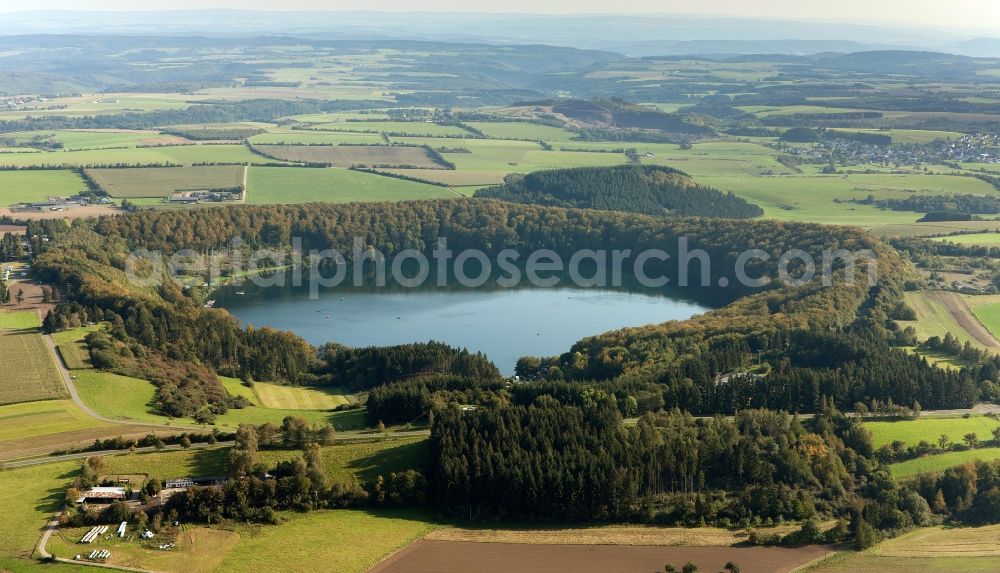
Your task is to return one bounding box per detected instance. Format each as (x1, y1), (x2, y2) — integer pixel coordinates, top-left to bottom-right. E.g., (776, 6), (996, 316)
(1, 2), (998, 35)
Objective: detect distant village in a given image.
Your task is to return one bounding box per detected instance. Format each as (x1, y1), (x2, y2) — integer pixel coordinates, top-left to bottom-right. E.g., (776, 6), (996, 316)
(776, 132), (1000, 168)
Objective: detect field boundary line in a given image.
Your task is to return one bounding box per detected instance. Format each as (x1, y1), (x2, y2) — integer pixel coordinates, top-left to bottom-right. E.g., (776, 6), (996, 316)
(788, 549), (841, 572)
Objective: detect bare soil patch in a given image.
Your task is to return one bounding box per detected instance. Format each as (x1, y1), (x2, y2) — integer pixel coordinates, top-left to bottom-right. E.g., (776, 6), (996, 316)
(425, 524), (801, 546)
(137, 135), (193, 146)
(369, 540), (833, 573)
(937, 291), (1000, 348)
(0, 425), (172, 460)
(0, 205), (120, 220)
(0, 224), (26, 235)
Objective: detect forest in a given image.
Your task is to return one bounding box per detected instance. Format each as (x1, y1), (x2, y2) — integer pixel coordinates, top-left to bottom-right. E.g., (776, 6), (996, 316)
(475, 165), (764, 218)
(31, 199), (922, 423)
(429, 395), (935, 545)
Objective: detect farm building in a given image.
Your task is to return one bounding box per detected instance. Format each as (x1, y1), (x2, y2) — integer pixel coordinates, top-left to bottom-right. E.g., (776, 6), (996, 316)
(164, 476), (227, 488)
(75, 486), (127, 504)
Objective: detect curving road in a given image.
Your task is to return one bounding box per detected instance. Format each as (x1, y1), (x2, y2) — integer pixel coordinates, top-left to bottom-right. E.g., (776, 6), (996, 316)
(42, 331), (186, 431)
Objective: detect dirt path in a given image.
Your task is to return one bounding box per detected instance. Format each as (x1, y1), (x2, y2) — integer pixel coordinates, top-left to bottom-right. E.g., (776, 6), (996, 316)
(935, 291), (1000, 348)
(240, 164), (248, 203)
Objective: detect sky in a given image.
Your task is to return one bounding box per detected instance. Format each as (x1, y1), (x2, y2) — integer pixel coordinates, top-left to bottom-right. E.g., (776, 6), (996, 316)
(1, 1), (999, 33)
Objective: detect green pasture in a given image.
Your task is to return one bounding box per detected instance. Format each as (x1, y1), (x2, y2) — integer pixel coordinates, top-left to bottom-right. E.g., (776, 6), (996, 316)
(0, 399), (109, 443)
(466, 121), (578, 141)
(101, 436), (428, 485)
(216, 508), (438, 573)
(891, 447), (1000, 478)
(899, 291), (989, 350)
(0, 170), (89, 205)
(71, 369), (364, 430)
(0, 144), (268, 168)
(248, 130), (385, 145)
(701, 173), (996, 226)
(931, 232), (1000, 246)
(309, 121), (470, 137)
(245, 166), (454, 204)
(865, 416), (1000, 448)
(971, 298), (1000, 339)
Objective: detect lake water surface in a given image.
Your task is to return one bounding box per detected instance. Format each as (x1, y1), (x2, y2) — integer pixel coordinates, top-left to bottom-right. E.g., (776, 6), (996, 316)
(217, 284), (709, 375)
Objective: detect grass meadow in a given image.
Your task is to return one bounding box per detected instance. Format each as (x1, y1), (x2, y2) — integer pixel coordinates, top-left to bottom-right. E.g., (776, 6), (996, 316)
(806, 525), (1000, 572)
(71, 369), (365, 430)
(101, 436), (428, 484)
(0, 399), (110, 443)
(865, 416), (1000, 448)
(251, 381), (351, 410)
(890, 447), (1000, 478)
(900, 291), (987, 350)
(52, 324), (101, 370)
(0, 144), (266, 168)
(932, 232), (1000, 246)
(0, 170), (89, 205)
(245, 166), (454, 204)
(215, 508), (438, 573)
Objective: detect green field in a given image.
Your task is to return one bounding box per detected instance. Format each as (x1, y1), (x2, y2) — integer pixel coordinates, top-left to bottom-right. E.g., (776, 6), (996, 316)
(701, 173), (997, 227)
(971, 297), (1000, 341)
(931, 232), (1000, 246)
(379, 168), (508, 186)
(72, 369), (364, 430)
(899, 291), (989, 350)
(0, 312), (67, 405)
(0, 399), (109, 442)
(85, 165), (245, 198)
(466, 121), (578, 141)
(216, 508), (438, 573)
(0, 144), (267, 168)
(44, 129), (170, 150)
(52, 324), (101, 370)
(249, 130), (385, 145)
(252, 381), (351, 410)
(0, 170), (89, 205)
(890, 447), (1000, 478)
(101, 436), (428, 484)
(0, 309), (40, 329)
(310, 120), (470, 137)
(806, 525), (1000, 572)
(245, 166), (454, 204)
(0, 460), (84, 567)
(220, 376), (260, 406)
(71, 370), (158, 423)
(866, 416), (1000, 448)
